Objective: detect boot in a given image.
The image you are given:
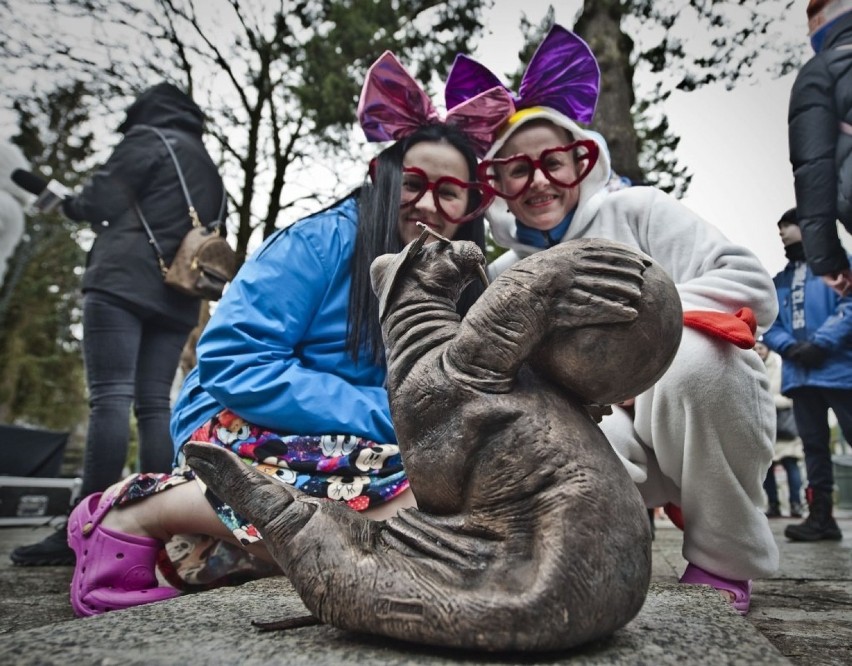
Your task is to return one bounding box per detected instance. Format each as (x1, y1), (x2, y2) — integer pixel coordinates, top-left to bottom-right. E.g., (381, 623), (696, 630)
(765, 502), (781, 518)
(10, 523), (75, 566)
(784, 488), (843, 542)
(789, 501), (804, 518)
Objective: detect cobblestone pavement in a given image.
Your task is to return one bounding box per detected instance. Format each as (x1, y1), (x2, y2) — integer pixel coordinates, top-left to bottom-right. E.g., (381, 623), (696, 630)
(0, 509), (849, 665)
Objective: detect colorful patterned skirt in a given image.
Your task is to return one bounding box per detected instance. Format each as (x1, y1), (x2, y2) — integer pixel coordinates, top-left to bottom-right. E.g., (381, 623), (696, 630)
(109, 408), (409, 588)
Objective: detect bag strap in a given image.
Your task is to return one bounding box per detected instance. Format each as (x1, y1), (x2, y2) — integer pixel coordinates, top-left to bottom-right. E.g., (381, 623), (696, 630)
(141, 125), (227, 227)
(135, 203), (169, 276)
(156, 127), (227, 224)
(134, 126), (228, 275)
(148, 125), (203, 228)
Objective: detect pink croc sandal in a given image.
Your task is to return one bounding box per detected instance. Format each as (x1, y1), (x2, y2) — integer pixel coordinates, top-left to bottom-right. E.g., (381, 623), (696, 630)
(67, 492), (180, 617)
(679, 563), (752, 615)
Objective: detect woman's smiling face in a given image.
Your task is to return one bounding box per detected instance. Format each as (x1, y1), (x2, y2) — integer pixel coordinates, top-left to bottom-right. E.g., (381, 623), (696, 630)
(495, 121), (580, 231)
(397, 140), (469, 245)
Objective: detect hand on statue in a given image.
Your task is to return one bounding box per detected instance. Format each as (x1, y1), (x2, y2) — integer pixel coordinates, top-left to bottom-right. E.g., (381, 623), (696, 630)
(551, 246), (646, 329)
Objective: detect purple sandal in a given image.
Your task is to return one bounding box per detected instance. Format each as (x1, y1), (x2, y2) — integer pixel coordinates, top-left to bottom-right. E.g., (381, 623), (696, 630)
(67, 492), (180, 617)
(679, 563), (752, 615)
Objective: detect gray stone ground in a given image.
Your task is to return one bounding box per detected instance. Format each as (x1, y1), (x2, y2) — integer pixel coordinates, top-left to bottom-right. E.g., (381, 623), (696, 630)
(0, 510), (849, 665)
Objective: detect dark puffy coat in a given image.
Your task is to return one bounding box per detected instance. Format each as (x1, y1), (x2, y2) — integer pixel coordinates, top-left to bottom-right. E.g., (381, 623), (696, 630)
(63, 83), (226, 329)
(788, 12), (852, 277)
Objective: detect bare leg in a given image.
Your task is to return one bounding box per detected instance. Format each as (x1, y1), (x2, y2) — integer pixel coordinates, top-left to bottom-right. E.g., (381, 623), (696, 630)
(99, 480), (418, 563)
(101, 481), (225, 540)
(100, 480), (276, 564)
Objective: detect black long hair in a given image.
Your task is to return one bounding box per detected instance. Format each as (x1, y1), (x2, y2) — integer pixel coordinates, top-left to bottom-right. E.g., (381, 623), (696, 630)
(348, 123), (488, 365)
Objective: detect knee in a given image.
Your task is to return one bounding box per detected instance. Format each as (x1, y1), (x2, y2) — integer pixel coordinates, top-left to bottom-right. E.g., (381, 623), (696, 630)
(88, 388), (134, 408)
(133, 397), (171, 418)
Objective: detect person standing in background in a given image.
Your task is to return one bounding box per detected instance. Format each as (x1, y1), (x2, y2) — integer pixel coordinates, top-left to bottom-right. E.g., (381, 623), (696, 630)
(788, 0), (852, 296)
(754, 340), (805, 519)
(10, 82), (226, 566)
(763, 208), (852, 542)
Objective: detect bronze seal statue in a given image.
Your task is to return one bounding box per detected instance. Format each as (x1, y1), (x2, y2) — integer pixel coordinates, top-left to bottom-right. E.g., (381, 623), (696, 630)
(185, 228), (682, 652)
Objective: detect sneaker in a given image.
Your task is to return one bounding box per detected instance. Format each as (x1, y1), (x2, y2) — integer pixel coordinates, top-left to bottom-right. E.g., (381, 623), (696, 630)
(765, 503), (781, 518)
(789, 502), (803, 518)
(10, 526), (75, 566)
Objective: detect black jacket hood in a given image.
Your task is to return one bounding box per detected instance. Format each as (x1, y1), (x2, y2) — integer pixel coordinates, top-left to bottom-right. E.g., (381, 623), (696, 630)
(118, 82), (205, 135)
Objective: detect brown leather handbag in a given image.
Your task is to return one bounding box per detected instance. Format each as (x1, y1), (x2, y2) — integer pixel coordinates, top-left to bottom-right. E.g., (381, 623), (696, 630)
(161, 211), (237, 301)
(136, 126), (236, 301)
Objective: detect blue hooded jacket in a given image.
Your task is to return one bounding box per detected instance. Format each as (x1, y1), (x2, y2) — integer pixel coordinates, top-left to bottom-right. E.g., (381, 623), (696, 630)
(762, 254), (852, 393)
(169, 194), (394, 453)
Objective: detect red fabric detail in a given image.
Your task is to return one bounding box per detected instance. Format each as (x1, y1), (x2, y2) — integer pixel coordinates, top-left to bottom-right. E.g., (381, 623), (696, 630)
(156, 548), (190, 591)
(682, 307), (757, 349)
(347, 495), (370, 512)
(663, 502), (684, 531)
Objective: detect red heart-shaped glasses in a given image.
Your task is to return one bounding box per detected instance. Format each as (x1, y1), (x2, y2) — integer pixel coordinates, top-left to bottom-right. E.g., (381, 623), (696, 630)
(477, 140), (599, 200)
(370, 161), (495, 224)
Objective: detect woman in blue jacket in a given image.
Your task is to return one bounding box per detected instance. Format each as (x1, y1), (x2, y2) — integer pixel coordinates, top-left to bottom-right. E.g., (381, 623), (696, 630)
(62, 51), (506, 617)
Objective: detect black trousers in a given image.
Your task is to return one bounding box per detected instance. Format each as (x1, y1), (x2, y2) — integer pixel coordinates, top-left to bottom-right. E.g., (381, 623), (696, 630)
(80, 291), (192, 496)
(788, 386), (852, 494)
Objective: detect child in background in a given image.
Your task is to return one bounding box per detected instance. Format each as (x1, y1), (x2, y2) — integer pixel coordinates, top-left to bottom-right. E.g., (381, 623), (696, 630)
(754, 340), (805, 518)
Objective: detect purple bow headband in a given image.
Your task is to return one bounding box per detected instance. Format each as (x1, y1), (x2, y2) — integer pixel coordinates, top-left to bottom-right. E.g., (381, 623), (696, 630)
(445, 24), (600, 125)
(357, 51), (515, 157)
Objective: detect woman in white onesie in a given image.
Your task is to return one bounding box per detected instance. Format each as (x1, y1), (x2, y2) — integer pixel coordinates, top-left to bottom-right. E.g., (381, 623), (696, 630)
(447, 25), (779, 614)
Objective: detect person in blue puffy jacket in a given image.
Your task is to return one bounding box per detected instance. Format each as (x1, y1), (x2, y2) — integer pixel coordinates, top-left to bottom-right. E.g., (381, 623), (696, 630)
(763, 207), (852, 542)
(59, 49), (504, 616)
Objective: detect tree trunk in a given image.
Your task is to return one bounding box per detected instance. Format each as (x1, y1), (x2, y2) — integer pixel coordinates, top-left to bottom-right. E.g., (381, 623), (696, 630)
(575, 0), (644, 184)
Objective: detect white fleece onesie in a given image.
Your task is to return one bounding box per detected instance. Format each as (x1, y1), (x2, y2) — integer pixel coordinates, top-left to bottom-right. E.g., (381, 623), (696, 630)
(485, 108), (779, 580)
(0, 141), (29, 287)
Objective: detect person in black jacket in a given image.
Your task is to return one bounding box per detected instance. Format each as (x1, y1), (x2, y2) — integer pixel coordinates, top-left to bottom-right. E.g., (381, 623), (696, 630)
(10, 82), (226, 566)
(789, 0), (852, 297)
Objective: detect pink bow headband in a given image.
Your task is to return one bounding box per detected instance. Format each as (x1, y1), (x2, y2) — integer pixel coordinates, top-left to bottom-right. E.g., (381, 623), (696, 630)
(445, 24), (600, 126)
(357, 51), (515, 157)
